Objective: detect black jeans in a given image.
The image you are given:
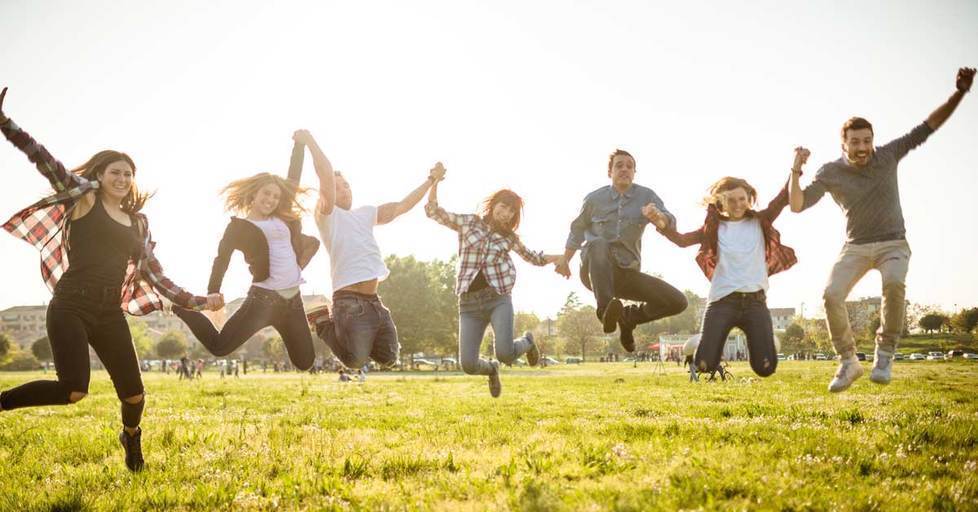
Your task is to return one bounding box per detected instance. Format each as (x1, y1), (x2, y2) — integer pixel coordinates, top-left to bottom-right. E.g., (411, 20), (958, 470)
(0, 284), (144, 419)
(696, 290), (777, 377)
(174, 286), (314, 371)
(580, 238), (688, 325)
(315, 291), (399, 370)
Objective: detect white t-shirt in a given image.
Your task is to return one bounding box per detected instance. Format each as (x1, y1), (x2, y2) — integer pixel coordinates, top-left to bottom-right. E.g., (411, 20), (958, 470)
(315, 205), (390, 292)
(247, 217), (304, 291)
(708, 217), (768, 303)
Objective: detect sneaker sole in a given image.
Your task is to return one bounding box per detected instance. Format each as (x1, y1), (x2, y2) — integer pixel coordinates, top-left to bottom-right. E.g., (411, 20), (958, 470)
(602, 300), (623, 334)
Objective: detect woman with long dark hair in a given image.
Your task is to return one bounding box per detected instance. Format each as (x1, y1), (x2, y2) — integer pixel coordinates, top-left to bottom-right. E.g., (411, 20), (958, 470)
(425, 171), (561, 397)
(171, 130), (320, 371)
(0, 87), (221, 471)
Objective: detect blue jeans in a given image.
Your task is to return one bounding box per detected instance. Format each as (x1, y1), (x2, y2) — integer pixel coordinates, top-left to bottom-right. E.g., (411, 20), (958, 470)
(318, 291), (399, 369)
(458, 288), (530, 376)
(695, 290), (777, 377)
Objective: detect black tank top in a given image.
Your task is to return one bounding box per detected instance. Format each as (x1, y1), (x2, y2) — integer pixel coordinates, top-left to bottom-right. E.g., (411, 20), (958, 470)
(60, 199), (142, 288)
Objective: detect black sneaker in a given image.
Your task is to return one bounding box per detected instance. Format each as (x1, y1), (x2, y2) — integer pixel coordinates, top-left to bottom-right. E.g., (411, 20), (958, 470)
(619, 307), (637, 353)
(119, 427), (145, 472)
(524, 332), (540, 367)
(601, 299), (623, 334)
(488, 361), (502, 398)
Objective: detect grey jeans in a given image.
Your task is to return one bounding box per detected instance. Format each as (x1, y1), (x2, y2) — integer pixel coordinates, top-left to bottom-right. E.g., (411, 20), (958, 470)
(317, 291), (400, 369)
(458, 288), (531, 376)
(822, 239), (911, 358)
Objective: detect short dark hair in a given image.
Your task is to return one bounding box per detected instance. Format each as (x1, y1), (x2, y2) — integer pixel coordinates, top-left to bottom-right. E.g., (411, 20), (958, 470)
(607, 149), (635, 173)
(841, 117), (874, 141)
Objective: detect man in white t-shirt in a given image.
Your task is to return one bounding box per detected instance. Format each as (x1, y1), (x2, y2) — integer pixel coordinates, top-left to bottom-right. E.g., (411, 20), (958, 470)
(294, 130), (444, 369)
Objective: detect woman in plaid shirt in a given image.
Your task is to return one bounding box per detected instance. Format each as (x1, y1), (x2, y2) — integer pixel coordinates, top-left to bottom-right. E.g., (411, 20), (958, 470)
(425, 173), (562, 398)
(0, 88), (221, 472)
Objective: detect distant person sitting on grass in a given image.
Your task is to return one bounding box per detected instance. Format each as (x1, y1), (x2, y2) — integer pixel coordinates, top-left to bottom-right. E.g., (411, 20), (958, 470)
(425, 169), (563, 398)
(654, 149), (808, 378)
(789, 67), (975, 393)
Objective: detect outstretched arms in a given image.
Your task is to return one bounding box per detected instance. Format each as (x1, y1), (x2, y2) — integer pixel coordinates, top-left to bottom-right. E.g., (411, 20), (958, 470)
(377, 162), (445, 225)
(788, 146), (811, 213)
(292, 130), (336, 215)
(926, 67), (975, 131)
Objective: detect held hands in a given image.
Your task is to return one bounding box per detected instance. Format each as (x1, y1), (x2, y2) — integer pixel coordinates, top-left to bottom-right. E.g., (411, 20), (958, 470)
(429, 162), (446, 182)
(553, 255), (571, 279)
(642, 203), (668, 229)
(292, 129), (314, 146)
(205, 293), (225, 311)
(792, 146), (811, 172)
(957, 67), (976, 93)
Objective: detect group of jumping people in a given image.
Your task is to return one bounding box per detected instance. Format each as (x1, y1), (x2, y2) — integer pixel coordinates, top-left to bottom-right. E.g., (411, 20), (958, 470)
(0, 66), (973, 471)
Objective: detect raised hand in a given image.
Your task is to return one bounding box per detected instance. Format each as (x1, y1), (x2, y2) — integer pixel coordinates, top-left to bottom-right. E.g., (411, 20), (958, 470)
(429, 161), (446, 182)
(642, 203), (667, 228)
(957, 67), (976, 93)
(792, 146), (811, 171)
(292, 129), (313, 145)
(205, 293), (225, 311)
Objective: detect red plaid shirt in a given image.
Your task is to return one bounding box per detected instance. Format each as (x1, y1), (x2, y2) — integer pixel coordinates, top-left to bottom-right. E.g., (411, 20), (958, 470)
(425, 202), (548, 296)
(658, 182), (798, 280)
(2, 118), (207, 315)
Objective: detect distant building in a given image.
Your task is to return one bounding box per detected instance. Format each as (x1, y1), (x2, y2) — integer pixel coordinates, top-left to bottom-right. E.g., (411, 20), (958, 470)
(769, 308), (796, 331)
(0, 305), (48, 347)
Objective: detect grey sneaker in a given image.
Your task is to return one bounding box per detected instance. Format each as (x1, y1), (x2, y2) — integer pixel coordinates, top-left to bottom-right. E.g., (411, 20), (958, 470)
(488, 361), (502, 398)
(828, 358), (864, 393)
(524, 332), (540, 367)
(870, 349), (893, 385)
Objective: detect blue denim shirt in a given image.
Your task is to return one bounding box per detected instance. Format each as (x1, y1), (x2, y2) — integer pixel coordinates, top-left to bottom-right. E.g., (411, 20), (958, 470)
(566, 184), (675, 270)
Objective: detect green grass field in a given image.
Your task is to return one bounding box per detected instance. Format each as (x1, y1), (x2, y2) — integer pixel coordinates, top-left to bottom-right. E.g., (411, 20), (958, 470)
(2, 361), (977, 511)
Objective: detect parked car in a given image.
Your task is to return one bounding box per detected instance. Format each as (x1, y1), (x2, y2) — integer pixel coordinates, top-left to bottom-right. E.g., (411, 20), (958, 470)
(926, 352), (944, 361)
(908, 353), (927, 361)
(413, 358), (440, 368)
(565, 357), (583, 364)
(815, 353), (829, 361)
(963, 353), (978, 360)
(855, 352), (867, 361)
(777, 353), (787, 361)
(893, 353), (905, 361)
(541, 356), (561, 366)
(945, 350), (965, 360)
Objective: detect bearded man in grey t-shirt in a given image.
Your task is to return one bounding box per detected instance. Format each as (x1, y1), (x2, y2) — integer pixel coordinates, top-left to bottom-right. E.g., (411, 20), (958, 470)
(788, 67), (975, 393)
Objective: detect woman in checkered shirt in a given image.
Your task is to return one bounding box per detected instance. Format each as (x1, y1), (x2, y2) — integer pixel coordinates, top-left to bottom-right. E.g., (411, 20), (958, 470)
(425, 175), (562, 398)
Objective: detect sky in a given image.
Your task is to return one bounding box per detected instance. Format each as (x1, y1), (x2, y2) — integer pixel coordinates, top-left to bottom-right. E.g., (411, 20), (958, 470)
(1, 0), (977, 320)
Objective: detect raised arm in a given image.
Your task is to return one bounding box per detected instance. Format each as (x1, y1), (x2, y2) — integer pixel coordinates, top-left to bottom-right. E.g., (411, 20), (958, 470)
(377, 162), (445, 225)
(286, 139), (305, 185)
(424, 176), (471, 232)
(0, 87), (86, 193)
(292, 130), (335, 215)
(925, 67), (974, 131)
(786, 146), (811, 213)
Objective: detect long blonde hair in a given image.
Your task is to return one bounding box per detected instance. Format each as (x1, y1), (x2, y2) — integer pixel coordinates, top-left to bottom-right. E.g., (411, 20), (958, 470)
(220, 173), (306, 221)
(73, 150), (151, 213)
(702, 176), (757, 213)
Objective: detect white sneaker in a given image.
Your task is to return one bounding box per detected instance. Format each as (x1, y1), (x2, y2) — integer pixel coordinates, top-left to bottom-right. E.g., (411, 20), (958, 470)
(828, 358), (864, 393)
(870, 349), (893, 385)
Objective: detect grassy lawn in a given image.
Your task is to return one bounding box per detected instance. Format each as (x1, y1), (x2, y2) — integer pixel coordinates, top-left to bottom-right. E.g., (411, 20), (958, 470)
(1, 361), (977, 511)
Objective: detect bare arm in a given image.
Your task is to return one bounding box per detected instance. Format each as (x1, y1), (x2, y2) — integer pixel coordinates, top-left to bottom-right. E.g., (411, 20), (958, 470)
(788, 147), (810, 213)
(293, 130), (335, 215)
(926, 67), (974, 131)
(377, 162), (445, 225)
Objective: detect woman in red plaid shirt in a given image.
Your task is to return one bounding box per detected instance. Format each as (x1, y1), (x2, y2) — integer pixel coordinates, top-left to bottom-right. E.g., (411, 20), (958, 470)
(0, 87), (221, 472)
(425, 172), (562, 398)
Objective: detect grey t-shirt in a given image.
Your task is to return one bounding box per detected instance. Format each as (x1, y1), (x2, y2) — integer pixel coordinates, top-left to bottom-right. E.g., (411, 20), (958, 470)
(801, 122), (934, 244)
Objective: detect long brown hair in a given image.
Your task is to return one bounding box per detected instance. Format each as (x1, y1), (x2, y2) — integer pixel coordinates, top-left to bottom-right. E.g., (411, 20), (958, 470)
(72, 150), (151, 213)
(221, 172), (306, 221)
(702, 176), (757, 213)
(480, 189), (524, 234)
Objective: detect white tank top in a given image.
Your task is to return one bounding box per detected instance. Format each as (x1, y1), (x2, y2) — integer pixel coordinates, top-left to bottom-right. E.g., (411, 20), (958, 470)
(247, 217), (304, 291)
(315, 205), (390, 292)
(708, 217), (768, 303)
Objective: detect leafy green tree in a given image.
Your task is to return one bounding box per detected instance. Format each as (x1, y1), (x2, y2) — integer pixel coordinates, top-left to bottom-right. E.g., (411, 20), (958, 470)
(951, 308), (978, 334)
(379, 255), (459, 355)
(127, 318), (155, 357)
(263, 336), (285, 361)
(782, 323), (807, 354)
(0, 331), (12, 359)
(918, 313), (948, 334)
(556, 292), (601, 361)
(31, 336), (52, 362)
(156, 330), (189, 359)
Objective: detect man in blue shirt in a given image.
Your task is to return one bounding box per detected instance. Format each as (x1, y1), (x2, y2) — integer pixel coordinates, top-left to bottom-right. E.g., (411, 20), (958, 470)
(557, 149), (688, 352)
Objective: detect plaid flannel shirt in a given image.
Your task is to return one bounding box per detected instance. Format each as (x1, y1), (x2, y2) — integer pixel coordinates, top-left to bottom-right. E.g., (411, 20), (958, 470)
(425, 201), (547, 296)
(2, 118), (207, 315)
